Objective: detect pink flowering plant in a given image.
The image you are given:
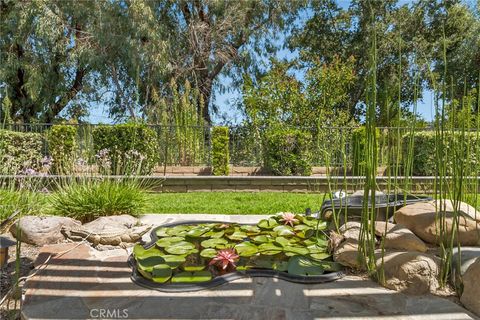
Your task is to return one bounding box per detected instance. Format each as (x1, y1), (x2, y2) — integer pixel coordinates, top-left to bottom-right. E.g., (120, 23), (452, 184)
(209, 248), (240, 272)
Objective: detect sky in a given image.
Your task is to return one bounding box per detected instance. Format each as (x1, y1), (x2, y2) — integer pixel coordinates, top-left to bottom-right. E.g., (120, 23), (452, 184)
(85, 0), (436, 125)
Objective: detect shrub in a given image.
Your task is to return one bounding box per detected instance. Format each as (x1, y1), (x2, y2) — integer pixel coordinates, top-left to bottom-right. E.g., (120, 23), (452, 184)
(211, 126), (230, 175)
(263, 128), (312, 176)
(0, 188), (47, 221)
(49, 179), (146, 222)
(352, 126), (380, 175)
(92, 123), (159, 175)
(403, 131), (480, 176)
(47, 125), (77, 174)
(0, 130), (44, 174)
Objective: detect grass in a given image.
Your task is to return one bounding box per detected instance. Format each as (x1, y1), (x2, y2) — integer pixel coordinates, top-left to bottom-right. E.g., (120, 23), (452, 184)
(143, 192), (327, 215)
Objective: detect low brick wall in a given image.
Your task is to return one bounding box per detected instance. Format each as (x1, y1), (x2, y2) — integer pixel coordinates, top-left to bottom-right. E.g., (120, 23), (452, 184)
(152, 166), (388, 176)
(154, 176), (473, 194)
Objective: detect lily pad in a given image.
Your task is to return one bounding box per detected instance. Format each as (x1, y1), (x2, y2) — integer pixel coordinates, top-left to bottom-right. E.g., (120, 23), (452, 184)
(161, 255), (186, 269)
(309, 253), (331, 260)
(155, 236), (185, 248)
(137, 256), (166, 272)
(182, 265), (206, 272)
(155, 227), (170, 237)
(287, 256), (325, 276)
(164, 241), (196, 255)
(166, 225), (191, 236)
(284, 246), (309, 256)
(258, 243), (283, 255)
(274, 236), (291, 247)
(227, 231), (248, 241)
(200, 248), (217, 258)
(234, 242), (258, 257)
(203, 230), (225, 238)
(273, 225), (295, 236)
(302, 217), (327, 229)
(186, 226), (212, 238)
(258, 218), (278, 229)
(251, 235), (271, 243)
(151, 264), (172, 283)
(133, 245), (162, 259)
(240, 225), (261, 233)
(171, 271), (212, 283)
(201, 238), (228, 248)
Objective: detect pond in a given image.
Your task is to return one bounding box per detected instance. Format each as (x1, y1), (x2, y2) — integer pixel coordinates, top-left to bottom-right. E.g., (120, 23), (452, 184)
(129, 213), (344, 291)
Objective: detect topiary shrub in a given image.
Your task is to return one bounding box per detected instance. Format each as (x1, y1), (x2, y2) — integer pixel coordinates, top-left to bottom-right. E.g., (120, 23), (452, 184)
(92, 123), (159, 175)
(0, 130), (44, 174)
(351, 126), (380, 176)
(211, 126), (230, 176)
(47, 124), (77, 174)
(263, 128), (312, 176)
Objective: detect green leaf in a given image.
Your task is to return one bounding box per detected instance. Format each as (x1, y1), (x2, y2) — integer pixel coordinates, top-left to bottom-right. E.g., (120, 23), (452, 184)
(151, 264), (172, 283)
(171, 271), (212, 283)
(186, 225), (212, 238)
(258, 243), (283, 255)
(273, 225), (295, 236)
(155, 236), (185, 248)
(309, 253), (331, 260)
(251, 235), (271, 243)
(137, 256), (166, 272)
(182, 265), (206, 272)
(234, 242), (258, 257)
(161, 255), (186, 269)
(284, 246), (309, 256)
(133, 244), (163, 259)
(203, 230), (225, 238)
(240, 225), (261, 234)
(287, 256), (325, 276)
(258, 218), (278, 229)
(274, 236), (291, 247)
(227, 231), (248, 241)
(155, 227), (170, 237)
(200, 248), (217, 258)
(166, 225), (191, 236)
(164, 241), (196, 255)
(201, 238), (228, 248)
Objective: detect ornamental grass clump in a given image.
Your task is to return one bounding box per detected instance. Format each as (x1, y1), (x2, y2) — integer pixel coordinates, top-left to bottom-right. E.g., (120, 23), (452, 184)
(49, 179), (146, 222)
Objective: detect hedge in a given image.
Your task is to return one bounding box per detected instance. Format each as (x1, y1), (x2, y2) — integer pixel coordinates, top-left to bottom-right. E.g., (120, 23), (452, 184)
(403, 131), (480, 176)
(0, 130), (44, 174)
(92, 123), (159, 175)
(211, 126), (230, 176)
(263, 128), (312, 176)
(47, 125), (77, 174)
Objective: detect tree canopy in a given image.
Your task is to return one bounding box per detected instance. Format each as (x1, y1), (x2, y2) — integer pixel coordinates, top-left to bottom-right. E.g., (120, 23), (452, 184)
(0, 0), (478, 125)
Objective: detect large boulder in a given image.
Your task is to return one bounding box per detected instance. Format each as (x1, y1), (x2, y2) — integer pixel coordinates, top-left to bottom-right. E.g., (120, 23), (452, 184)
(10, 216), (81, 246)
(377, 251), (441, 295)
(451, 247), (480, 289)
(82, 215), (139, 233)
(382, 224), (428, 252)
(460, 257), (480, 317)
(394, 201), (480, 246)
(333, 239), (364, 270)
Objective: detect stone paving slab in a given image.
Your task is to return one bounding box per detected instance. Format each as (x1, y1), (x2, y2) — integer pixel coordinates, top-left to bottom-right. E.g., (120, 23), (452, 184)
(21, 215), (479, 320)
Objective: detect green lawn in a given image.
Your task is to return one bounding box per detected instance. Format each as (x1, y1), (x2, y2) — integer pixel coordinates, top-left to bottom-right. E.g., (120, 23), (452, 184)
(144, 192), (327, 214)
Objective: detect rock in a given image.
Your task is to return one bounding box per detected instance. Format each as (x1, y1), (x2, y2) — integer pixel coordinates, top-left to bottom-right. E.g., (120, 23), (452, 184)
(339, 221), (361, 242)
(451, 247), (480, 289)
(460, 257), (480, 317)
(333, 239), (364, 270)
(82, 215), (139, 233)
(374, 221), (395, 236)
(441, 200), (480, 222)
(377, 251), (441, 295)
(382, 224), (428, 252)
(394, 201), (480, 246)
(10, 216), (81, 246)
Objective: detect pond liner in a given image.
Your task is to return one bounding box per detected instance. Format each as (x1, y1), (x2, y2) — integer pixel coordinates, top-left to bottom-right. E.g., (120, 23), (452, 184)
(128, 220), (345, 292)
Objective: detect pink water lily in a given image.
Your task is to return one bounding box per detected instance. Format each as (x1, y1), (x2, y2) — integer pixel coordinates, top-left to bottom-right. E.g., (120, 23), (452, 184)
(280, 212), (299, 227)
(209, 248), (239, 270)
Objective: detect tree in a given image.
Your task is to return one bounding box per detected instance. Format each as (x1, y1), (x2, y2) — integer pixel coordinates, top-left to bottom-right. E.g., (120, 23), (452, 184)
(289, 0), (479, 125)
(0, 0), (169, 123)
(138, 0), (304, 125)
